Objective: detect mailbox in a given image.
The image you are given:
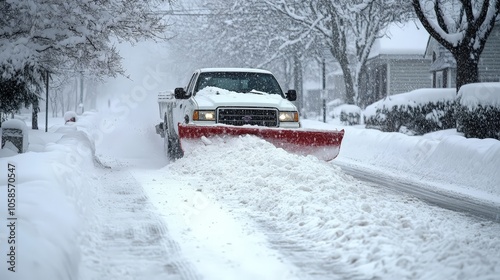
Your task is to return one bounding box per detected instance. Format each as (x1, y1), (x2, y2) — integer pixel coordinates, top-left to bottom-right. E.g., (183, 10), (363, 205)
(1, 119), (28, 153)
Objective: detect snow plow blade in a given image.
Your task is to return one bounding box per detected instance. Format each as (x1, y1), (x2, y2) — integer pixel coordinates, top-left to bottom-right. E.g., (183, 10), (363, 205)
(178, 124), (345, 161)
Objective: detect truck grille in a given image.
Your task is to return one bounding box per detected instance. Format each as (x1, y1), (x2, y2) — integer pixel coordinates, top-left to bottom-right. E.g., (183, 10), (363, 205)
(217, 107), (278, 127)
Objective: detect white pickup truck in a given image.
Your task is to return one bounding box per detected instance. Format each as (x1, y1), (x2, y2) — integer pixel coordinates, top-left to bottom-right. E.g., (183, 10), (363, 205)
(155, 68), (301, 159)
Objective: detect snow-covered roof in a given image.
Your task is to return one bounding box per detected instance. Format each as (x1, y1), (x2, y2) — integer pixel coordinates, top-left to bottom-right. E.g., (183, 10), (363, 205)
(199, 68), (272, 74)
(425, 38), (457, 71)
(370, 21), (430, 58)
(429, 54), (456, 71)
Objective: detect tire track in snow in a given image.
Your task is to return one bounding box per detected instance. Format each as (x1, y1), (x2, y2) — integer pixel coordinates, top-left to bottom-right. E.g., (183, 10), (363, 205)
(334, 161), (500, 222)
(78, 160), (199, 280)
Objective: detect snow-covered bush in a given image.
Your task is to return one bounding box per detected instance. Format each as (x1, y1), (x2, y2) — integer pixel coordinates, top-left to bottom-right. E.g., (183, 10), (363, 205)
(64, 111), (77, 123)
(457, 83), (500, 140)
(331, 104), (362, 125)
(327, 99), (344, 119)
(364, 88), (456, 135)
(327, 98), (344, 116)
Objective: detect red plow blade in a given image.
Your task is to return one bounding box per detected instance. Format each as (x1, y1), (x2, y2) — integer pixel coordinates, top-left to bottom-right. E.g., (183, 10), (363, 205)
(178, 124), (345, 161)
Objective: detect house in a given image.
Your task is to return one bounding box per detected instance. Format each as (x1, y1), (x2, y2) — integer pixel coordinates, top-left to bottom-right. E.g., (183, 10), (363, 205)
(359, 21), (431, 107)
(424, 23), (500, 88)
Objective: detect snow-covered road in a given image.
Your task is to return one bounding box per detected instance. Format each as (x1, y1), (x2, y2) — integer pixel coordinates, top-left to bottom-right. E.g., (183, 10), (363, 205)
(334, 161), (500, 222)
(80, 129), (500, 280)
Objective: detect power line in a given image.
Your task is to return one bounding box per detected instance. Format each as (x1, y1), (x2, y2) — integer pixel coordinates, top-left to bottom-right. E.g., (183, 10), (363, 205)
(153, 6), (273, 17)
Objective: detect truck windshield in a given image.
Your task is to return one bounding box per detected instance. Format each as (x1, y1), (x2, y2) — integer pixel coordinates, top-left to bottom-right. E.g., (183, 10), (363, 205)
(194, 72), (284, 96)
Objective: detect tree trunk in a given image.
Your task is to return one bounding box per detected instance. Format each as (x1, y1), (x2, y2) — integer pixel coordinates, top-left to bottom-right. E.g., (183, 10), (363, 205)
(32, 99), (39, 130)
(338, 58), (356, 104)
(357, 64), (368, 107)
(454, 47), (480, 92)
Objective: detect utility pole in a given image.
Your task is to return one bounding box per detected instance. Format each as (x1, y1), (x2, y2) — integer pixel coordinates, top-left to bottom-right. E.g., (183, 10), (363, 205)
(322, 58), (326, 123)
(79, 71), (84, 114)
(75, 77), (78, 112)
(45, 70), (49, 132)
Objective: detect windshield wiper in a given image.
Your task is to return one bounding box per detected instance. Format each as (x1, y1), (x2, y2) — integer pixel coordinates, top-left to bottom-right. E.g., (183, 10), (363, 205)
(248, 89), (269, 95)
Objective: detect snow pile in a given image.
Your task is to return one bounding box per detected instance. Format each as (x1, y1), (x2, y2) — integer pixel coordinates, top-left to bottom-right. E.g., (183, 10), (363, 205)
(197, 86), (240, 96)
(364, 88), (456, 118)
(331, 104), (361, 117)
(0, 113), (99, 280)
(331, 104), (362, 125)
(327, 98), (344, 108)
(197, 86), (273, 96)
(1, 119), (29, 134)
(303, 119), (500, 201)
(458, 82), (500, 109)
(167, 135), (500, 279)
(64, 111), (77, 123)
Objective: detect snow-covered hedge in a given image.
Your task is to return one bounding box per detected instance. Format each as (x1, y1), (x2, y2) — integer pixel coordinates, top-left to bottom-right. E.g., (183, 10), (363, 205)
(332, 104), (362, 125)
(457, 83), (500, 140)
(364, 88), (456, 135)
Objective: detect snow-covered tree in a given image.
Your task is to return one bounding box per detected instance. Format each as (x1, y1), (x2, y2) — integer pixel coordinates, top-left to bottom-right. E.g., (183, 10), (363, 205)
(165, 0), (326, 112)
(165, 0), (296, 74)
(1, 0), (169, 126)
(1, 0), (168, 81)
(266, 0), (413, 104)
(0, 64), (45, 121)
(412, 0), (500, 91)
(0, 77), (36, 123)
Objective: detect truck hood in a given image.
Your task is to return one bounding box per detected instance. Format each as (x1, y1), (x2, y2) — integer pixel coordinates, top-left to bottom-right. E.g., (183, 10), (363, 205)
(194, 92), (297, 111)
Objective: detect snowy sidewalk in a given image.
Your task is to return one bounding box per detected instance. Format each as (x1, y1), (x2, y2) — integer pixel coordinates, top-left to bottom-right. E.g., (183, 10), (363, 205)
(78, 159), (199, 280)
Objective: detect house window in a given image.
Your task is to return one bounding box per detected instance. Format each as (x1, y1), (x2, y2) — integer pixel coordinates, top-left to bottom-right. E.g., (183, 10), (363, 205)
(433, 52), (437, 62)
(374, 65), (387, 99)
(443, 69), (448, 88)
(436, 71), (443, 88)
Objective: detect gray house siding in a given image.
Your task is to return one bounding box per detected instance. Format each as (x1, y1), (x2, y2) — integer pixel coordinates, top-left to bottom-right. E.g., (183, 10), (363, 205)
(479, 26), (500, 82)
(426, 23), (500, 87)
(360, 54), (431, 106)
(388, 58), (432, 95)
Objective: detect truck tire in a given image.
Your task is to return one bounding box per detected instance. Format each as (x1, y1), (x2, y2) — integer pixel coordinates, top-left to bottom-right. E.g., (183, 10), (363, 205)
(165, 135), (184, 161)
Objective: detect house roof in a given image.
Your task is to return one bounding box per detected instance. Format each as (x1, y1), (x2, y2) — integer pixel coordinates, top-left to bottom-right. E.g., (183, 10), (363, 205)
(369, 21), (430, 59)
(429, 56), (456, 71)
(424, 17), (500, 59)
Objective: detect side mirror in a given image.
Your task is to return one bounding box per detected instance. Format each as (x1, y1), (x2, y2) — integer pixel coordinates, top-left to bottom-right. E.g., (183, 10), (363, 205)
(286, 90), (297, 101)
(174, 87), (189, 99)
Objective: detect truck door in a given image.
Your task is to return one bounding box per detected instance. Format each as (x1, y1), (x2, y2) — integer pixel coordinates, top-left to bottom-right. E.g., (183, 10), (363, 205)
(172, 71), (199, 134)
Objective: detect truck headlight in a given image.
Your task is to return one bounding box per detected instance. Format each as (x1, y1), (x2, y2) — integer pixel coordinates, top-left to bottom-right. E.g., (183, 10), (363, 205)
(279, 111), (299, 122)
(193, 110), (216, 121)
